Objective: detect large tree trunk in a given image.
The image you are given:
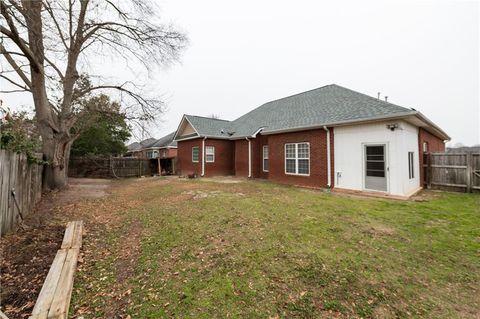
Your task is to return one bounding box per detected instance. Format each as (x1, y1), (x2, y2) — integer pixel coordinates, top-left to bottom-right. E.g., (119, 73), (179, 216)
(41, 133), (73, 190)
(20, 0), (73, 190)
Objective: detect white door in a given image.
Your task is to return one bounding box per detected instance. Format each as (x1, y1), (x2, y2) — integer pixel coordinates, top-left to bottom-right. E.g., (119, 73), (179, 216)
(364, 145), (387, 192)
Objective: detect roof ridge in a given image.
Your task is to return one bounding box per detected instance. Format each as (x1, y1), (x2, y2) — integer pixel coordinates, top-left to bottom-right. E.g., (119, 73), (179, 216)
(332, 84), (413, 112)
(260, 84), (335, 107)
(231, 84), (335, 122)
(185, 114), (231, 122)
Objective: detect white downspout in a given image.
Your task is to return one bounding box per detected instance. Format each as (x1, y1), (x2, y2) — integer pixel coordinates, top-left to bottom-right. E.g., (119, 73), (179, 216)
(201, 137), (207, 177)
(323, 126), (331, 188)
(245, 137), (252, 178)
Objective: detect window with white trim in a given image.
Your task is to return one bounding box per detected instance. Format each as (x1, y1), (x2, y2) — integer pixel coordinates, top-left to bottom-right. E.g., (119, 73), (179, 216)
(262, 145), (269, 172)
(408, 152), (414, 179)
(192, 146), (199, 162)
(285, 143), (310, 175)
(205, 146), (215, 163)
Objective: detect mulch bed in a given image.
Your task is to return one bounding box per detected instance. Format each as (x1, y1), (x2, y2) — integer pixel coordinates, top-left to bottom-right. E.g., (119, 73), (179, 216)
(0, 191), (68, 319)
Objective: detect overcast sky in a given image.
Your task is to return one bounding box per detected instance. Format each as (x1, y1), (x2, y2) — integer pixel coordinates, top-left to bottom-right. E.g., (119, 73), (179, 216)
(3, 0), (479, 146)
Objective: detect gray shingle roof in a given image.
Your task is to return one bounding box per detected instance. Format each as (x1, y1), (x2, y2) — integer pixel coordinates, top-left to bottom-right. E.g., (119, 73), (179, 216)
(127, 132), (177, 152)
(177, 84), (424, 139)
(127, 138), (156, 151)
(229, 84), (415, 137)
(150, 131), (177, 148)
(184, 115), (231, 138)
(127, 142), (142, 151)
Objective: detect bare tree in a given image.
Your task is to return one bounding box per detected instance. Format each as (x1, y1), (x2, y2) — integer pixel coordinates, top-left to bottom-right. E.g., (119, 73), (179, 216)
(0, 0), (186, 189)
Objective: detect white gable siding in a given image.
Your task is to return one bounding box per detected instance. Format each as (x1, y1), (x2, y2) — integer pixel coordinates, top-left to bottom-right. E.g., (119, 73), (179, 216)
(334, 120), (421, 196)
(178, 120), (196, 136)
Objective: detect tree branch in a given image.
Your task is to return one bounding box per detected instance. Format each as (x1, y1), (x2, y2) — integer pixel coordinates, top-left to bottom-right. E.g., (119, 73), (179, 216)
(0, 88), (31, 93)
(0, 74), (31, 91)
(0, 1), (41, 72)
(44, 0), (70, 50)
(0, 43), (32, 88)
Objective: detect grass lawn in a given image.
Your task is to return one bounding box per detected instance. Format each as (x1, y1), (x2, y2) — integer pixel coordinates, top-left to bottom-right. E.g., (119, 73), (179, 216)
(71, 177), (479, 318)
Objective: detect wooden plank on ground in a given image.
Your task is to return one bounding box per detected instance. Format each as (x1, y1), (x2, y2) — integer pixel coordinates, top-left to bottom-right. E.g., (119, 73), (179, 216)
(47, 248), (80, 319)
(1, 310), (10, 319)
(30, 249), (68, 317)
(71, 221), (83, 249)
(29, 311), (47, 319)
(60, 222), (75, 249)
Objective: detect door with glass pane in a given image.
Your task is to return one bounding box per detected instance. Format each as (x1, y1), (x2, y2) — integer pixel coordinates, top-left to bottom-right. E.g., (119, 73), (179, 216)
(364, 145), (387, 192)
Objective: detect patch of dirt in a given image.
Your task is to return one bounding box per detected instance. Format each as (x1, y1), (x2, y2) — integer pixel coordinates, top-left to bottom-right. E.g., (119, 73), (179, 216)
(200, 177), (245, 184)
(0, 178), (111, 319)
(410, 190), (443, 202)
(182, 189), (222, 200)
(362, 224), (396, 237)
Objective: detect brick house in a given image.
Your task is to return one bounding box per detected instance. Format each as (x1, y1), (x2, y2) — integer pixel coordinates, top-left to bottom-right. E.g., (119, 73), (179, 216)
(174, 84), (449, 197)
(126, 132), (178, 175)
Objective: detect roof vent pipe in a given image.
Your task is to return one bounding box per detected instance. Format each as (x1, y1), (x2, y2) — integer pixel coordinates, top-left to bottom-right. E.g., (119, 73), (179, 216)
(377, 92), (381, 99)
(385, 96), (388, 102)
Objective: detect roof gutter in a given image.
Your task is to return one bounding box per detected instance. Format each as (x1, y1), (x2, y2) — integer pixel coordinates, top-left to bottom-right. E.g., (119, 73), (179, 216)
(251, 127), (264, 138)
(322, 126), (331, 188)
(176, 135), (231, 142)
(414, 112), (451, 141)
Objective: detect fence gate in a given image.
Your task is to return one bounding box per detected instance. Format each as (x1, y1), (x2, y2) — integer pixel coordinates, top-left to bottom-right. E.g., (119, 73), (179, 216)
(424, 152), (480, 193)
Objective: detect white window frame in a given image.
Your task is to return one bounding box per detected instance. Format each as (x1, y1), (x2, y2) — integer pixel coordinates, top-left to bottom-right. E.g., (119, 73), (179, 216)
(284, 142), (310, 176)
(192, 146), (199, 163)
(262, 145), (269, 172)
(205, 146), (215, 163)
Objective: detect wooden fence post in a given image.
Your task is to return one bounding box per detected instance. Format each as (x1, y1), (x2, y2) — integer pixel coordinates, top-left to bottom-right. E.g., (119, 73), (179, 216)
(427, 153), (432, 189)
(466, 153), (472, 193)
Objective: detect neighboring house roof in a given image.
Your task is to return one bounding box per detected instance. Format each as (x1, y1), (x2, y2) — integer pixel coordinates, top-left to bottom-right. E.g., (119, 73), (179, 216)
(139, 138), (157, 148)
(174, 84), (450, 141)
(127, 142), (142, 152)
(127, 132), (177, 153)
(149, 131), (178, 148)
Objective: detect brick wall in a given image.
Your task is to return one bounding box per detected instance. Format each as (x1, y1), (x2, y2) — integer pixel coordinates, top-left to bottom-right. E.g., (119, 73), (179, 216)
(266, 128), (333, 188)
(252, 134), (269, 179)
(177, 138), (234, 176)
(160, 148), (177, 159)
(418, 128), (446, 185)
(177, 138), (202, 176)
(167, 148), (177, 158)
(204, 139), (235, 176)
(177, 128), (335, 188)
(235, 140), (249, 177)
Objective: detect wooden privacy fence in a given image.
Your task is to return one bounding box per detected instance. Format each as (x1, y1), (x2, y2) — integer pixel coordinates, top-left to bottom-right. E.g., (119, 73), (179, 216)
(423, 152), (480, 193)
(0, 150), (43, 236)
(69, 156), (152, 178)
